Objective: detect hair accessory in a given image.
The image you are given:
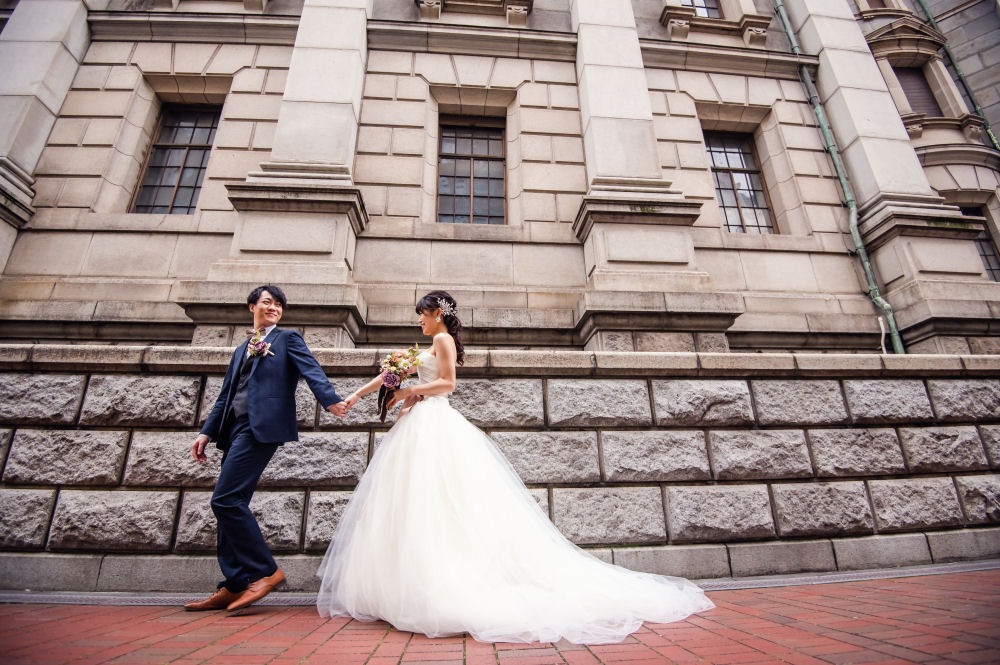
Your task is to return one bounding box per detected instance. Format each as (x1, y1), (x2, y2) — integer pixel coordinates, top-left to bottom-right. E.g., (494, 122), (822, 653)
(436, 298), (457, 318)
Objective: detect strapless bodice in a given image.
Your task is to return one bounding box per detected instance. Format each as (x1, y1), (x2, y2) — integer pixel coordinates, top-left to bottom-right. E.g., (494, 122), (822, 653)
(416, 351), (439, 384)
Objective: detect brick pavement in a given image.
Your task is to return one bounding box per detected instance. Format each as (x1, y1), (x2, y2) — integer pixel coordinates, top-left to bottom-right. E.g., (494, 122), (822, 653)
(1, 570), (998, 665)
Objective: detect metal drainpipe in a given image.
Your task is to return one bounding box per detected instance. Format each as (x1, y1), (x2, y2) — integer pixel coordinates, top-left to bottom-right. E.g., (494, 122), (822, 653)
(772, 0), (906, 354)
(913, 0), (1000, 151)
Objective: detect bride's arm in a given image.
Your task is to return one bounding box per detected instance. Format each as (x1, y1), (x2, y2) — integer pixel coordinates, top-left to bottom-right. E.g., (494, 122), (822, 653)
(344, 373), (383, 408)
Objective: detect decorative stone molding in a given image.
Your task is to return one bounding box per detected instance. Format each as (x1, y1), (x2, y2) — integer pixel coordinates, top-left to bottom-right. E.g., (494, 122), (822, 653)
(659, 2), (771, 49)
(0, 158), (35, 229)
(857, 193), (981, 251)
(742, 25), (767, 47)
(901, 112), (925, 138)
(666, 17), (691, 40)
(916, 141), (1000, 173)
(905, 114), (987, 144)
(640, 40), (817, 80)
(572, 178), (701, 241)
(225, 180), (368, 235)
(87, 12), (300, 44)
(865, 16), (946, 66)
(506, 1), (529, 27)
(416, 0), (442, 20)
(420, 0), (533, 23)
(367, 20), (577, 61)
(660, 5), (695, 40)
(174, 281), (367, 335)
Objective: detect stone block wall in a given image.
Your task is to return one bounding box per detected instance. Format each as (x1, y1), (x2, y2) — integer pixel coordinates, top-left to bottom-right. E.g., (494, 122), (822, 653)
(0, 344), (998, 592)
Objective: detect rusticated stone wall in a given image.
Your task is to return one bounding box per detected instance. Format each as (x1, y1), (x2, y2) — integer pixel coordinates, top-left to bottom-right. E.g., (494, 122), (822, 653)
(0, 345), (998, 593)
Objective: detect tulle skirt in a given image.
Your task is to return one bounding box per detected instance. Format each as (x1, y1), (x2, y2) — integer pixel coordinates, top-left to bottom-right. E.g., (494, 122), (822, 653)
(316, 396), (714, 644)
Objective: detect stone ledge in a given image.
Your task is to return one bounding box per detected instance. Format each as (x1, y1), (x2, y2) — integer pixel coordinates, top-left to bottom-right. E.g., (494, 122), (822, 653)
(2, 344), (995, 378)
(727, 540), (836, 577)
(2, 530), (995, 592)
(925, 528), (1000, 562)
(612, 544), (730, 579)
(832, 533), (932, 570)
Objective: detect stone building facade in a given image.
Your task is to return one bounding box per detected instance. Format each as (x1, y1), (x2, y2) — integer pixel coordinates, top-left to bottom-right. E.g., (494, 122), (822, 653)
(0, 0), (999, 591)
(0, 0), (997, 354)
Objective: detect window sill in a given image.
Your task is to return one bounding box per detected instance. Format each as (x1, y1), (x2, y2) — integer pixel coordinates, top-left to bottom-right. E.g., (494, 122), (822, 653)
(659, 6), (771, 48)
(362, 218), (579, 244)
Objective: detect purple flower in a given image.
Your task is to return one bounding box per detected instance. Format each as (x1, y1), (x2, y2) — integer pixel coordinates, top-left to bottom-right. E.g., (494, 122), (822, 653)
(381, 371), (401, 388)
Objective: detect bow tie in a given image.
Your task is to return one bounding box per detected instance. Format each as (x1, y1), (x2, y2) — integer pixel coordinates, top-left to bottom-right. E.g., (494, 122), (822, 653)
(247, 328), (264, 338)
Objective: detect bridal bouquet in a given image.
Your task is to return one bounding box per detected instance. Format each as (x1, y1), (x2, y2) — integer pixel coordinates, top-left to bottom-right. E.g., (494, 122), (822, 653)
(376, 345), (422, 423)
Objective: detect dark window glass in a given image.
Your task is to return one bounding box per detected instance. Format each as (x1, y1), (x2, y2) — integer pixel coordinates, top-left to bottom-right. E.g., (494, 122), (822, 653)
(894, 67), (943, 117)
(962, 206), (1000, 282)
(705, 132), (774, 234)
(866, 0), (887, 8)
(438, 125), (505, 225)
(681, 0), (722, 18)
(132, 106), (219, 214)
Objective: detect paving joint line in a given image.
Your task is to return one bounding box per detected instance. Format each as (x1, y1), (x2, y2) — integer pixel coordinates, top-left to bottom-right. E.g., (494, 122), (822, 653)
(0, 559), (996, 607)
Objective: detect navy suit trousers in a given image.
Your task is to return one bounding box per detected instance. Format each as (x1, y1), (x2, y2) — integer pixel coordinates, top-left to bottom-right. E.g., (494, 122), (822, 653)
(211, 416), (279, 593)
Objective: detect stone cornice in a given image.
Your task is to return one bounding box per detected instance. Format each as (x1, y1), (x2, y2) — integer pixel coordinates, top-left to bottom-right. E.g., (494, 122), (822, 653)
(224, 181), (368, 235)
(1, 343), (996, 378)
(916, 141), (1000, 172)
(857, 193), (983, 251)
(640, 39), (818, 80)
(864, 15), (946, 65)
(572, 195), (703, 243)
(87, 11), (299, 44)
(87, 11), (814, 78)
(366, 20), (577, 61)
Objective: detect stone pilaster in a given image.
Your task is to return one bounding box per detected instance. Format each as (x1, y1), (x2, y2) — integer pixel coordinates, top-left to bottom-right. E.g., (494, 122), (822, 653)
(783, 0), (999, 350)
(179, 0), (371, 345)
(569, 0), (741, 349)
(0, 0), (91, 268)
(256, 0), (369, 185)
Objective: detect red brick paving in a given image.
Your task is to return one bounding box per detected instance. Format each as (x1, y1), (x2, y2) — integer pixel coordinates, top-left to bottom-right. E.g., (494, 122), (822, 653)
(1, 570), (998, 665)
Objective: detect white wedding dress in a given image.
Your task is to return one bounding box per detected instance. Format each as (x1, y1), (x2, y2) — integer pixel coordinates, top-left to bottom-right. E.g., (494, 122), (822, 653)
(316, 349), (714, 644)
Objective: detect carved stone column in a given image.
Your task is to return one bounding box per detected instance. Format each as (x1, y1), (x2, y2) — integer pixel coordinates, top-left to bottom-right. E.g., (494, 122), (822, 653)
(177, 0), (372, 346)
(568, 0), (741, 351)
(0, 0), (91, 269)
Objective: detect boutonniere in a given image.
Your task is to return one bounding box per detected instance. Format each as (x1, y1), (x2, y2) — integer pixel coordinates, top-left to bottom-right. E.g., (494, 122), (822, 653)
(246, 328), (275, 358)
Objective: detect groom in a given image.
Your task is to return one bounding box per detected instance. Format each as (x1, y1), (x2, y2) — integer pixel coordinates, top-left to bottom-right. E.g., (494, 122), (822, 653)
(187, 284), (349, 611)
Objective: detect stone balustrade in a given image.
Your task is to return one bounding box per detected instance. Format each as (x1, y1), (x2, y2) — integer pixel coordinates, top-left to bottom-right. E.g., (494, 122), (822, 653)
(0, 344), (998, 592)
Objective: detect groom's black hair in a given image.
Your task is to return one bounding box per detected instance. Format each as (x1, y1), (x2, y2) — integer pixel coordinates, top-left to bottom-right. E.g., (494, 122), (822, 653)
(248, 285), (287, 308)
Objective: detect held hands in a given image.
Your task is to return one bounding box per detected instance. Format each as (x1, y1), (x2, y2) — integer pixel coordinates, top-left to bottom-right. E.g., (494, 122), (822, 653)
(327, 400), (350, 418)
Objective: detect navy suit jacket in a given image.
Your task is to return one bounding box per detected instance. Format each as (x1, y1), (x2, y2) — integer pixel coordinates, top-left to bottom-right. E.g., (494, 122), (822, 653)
(201, 328), (342, 449)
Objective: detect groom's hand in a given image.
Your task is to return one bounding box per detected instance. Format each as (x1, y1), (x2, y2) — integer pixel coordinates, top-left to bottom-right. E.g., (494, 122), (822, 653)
(327, 401), (349, 418)
(191, 434), (210, 462)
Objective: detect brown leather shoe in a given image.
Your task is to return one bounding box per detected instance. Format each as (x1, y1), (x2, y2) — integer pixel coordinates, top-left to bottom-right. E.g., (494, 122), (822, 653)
(226, 568), (285, 611)
(184, 587), (246, 611)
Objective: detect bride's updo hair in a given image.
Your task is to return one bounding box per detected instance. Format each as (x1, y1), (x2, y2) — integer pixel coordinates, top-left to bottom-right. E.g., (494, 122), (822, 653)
(416, 290), (465, 366)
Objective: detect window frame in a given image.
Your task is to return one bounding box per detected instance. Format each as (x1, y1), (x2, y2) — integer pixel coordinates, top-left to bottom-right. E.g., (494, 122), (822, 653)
(436, 116), (507, 226)
(704, 131), (776, 234)
(681, 0), (722, 19)
(892, 65), (944, 118)
(961, 206), (1000, 282)
(129, 104), (220, 215)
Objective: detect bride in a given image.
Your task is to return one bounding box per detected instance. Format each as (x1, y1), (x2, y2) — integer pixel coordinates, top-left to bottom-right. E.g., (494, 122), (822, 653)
(316, 291), (714, 644)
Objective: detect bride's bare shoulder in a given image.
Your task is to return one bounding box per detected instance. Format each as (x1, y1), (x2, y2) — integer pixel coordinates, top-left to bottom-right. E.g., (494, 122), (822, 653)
(432, 332), (456, 351)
